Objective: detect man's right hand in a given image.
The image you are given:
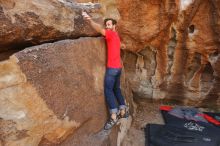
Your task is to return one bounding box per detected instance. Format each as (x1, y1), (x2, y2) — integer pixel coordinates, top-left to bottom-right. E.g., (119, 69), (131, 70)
(81, 11), (105, 36)
(82, 11), (91, 21)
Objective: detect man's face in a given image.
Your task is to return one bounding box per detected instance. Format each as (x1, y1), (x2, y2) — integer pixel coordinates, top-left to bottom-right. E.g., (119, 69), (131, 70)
(105, 20), (115, 30)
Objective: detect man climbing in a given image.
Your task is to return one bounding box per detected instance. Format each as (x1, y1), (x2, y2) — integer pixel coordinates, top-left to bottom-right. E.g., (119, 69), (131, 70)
(82, 11), (129, 130)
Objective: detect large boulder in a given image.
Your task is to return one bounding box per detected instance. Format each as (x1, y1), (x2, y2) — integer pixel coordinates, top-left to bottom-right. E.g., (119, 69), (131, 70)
(0, 0), (102, 49)
(0, 37), (133, 146)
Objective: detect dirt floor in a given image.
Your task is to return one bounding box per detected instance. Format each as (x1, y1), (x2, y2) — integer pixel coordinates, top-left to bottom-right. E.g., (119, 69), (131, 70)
(122, 98), (170, 146)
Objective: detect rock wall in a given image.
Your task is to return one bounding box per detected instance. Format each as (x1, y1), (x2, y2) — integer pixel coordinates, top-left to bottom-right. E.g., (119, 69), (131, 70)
(119, 0), (220, 110)
(0, 0), (219, 145)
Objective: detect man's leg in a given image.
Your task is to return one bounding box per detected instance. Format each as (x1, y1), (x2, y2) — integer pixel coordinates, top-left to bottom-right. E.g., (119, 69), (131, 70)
(104, 73), (118, 115)
(113, 69), (127, 118)
(104, 68), (119, 129)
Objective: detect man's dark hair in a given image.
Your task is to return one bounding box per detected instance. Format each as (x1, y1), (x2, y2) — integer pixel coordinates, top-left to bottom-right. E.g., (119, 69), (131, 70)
(104, 18), (117, 25)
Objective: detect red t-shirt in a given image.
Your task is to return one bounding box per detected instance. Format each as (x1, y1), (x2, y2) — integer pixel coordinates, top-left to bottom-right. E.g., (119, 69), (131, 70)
(105, 30), (121, 68)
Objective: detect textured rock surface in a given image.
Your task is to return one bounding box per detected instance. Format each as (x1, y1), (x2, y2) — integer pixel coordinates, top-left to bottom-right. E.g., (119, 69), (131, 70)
(0, 56), (79, 146)
(120, 0), (220, 110)
(0, 0), (102, 49)
(0, 37), (133, 146)
(75, 0), (120, 20)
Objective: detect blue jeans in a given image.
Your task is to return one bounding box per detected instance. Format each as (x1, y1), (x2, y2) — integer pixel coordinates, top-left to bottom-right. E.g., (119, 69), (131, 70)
(104, 68), (126, 114)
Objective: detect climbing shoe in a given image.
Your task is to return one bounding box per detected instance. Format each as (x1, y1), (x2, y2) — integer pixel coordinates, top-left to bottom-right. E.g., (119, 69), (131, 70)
(104, 118), (118, 130)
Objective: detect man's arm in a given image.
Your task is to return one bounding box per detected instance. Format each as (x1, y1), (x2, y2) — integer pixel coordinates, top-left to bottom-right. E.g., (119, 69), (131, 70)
(82, 12), (105, 36)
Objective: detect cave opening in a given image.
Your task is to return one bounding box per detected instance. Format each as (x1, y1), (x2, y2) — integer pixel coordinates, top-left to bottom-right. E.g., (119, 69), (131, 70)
(188, 24), (195, 33)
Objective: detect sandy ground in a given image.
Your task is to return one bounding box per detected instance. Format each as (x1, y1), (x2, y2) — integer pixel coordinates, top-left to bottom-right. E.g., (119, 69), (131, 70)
(122, 98), (167, 146)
